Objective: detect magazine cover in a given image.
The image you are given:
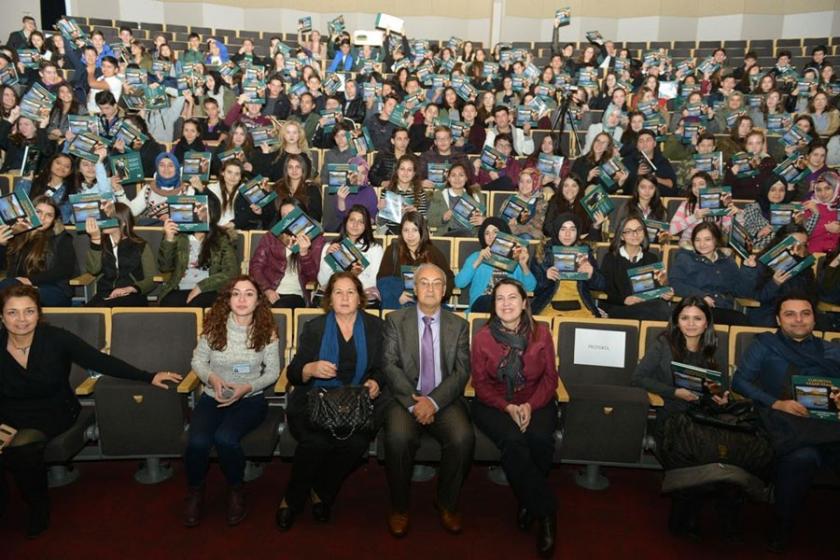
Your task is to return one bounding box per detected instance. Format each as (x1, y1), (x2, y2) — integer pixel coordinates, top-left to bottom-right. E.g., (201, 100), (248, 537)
(758, 234), (815, 277)
(791, 375), (840, 422)
(671, 361), (728, 398)
(0, 189), (41, 235)
(698, 186), (732, 217)
(181, 151), (212, 182)
(269, 206), (323, 252)
(167, 195), (210, 232)
(69, 192), (118, 231)
(238, 176), (277, 208)
(626, 261), (671, 300)
(110, 151), (145, 184)
(325, 238), (370, 273)
(552, 245), (590, 280)
(485, 232), (526, 272)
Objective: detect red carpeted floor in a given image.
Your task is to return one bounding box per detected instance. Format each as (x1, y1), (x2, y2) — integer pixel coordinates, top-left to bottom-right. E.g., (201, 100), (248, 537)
(1, 459), (835, 560)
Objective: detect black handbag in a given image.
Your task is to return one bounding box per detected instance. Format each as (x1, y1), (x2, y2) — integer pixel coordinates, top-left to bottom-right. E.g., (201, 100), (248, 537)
(661, 400), (774, 474)
(306, 386), (374, 440)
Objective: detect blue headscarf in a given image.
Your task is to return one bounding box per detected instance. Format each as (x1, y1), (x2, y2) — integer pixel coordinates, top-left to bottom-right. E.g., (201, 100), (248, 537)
(154, 152), (181, 189)
(315, 311), (368, 387)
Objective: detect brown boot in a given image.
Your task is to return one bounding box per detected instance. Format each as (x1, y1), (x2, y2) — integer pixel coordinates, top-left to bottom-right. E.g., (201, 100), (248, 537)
(227, 484), (247, 526)
(183, 485), (204, 528)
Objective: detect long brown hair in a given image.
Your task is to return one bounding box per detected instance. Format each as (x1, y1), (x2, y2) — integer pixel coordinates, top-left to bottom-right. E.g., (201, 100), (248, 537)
(273, 154), (311, 209)
(101, 202), (145, 252)
(398, 211), (432, 263)
(386, 154), (424, 202)
(203, 275), (277, 352)
(7, 196), (63, 276)
(218, 159), (244, 214)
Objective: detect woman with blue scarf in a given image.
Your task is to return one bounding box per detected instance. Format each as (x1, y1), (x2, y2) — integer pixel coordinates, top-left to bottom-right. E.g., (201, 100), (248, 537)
(276, 271), (386, 531)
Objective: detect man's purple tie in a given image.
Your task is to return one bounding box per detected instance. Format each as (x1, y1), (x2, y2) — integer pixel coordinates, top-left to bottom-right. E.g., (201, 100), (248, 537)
(420, 316), (435, 395)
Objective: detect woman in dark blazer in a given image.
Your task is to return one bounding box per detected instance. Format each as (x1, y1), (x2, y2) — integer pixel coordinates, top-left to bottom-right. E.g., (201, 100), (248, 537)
(471, 278), (559, 558)
(0, 284), (180, 537)
(276, 271), (386, 530)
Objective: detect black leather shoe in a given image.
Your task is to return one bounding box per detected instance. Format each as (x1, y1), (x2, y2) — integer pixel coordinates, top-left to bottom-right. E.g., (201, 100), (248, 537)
(766, 519), (792, 554)
(26, 504), (50, 539)
(537, 514), (556, 558)
(312, 501), (331, 523)
(517, 506), (534, 531)
(275, 506), (295, 531)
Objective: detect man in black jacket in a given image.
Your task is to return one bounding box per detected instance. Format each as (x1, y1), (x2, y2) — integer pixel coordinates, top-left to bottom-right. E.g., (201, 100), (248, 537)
(6, 16), (37, 51)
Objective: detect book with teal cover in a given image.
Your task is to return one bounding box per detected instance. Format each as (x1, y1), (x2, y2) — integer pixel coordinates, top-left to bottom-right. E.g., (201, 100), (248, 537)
(627, 261), (671, 300)
(270, 206), (323, 252)
(69, 192), (118, 230)
(792, 375), (840, 422)
(167, 195), (210, 232)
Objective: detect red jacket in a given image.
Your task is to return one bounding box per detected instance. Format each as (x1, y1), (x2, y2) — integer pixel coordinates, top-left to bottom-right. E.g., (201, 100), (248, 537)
(250, 233), (324, 303)
(471, 322), (558, 411)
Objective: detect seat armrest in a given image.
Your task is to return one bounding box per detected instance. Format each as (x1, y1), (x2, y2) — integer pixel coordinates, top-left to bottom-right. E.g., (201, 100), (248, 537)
(69, 273), (96, 286)
(177, 371), (201, 394)
(75, 376), (99, 396)
(556, 378), (569, 403)
(274, 367), (289, 394)
(648, 392), (664, 407)
(464, 378), (475, 398)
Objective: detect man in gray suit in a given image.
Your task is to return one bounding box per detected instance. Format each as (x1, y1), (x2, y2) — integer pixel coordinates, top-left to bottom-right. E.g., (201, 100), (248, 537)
(382, 263), (474, 537)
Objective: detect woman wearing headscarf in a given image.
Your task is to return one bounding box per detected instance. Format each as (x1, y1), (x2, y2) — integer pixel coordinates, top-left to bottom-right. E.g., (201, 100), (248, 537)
(802, 170), (840, 253)
(739, 175), (817, 253)
(113, 152), (195, 225)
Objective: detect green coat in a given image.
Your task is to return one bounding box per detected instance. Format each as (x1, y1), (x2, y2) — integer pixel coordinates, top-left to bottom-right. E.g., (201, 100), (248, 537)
(157, 234), (239, 301)
(85, 240), (157, 295)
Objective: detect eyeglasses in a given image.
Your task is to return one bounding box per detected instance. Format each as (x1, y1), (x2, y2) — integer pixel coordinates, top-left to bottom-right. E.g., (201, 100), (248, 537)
(622, 227), (645, 235)
(417, 279), (445, 290)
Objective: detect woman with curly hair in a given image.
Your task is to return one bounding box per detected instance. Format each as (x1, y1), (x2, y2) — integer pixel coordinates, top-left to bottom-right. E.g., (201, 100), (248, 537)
(183, 275), (281, 528)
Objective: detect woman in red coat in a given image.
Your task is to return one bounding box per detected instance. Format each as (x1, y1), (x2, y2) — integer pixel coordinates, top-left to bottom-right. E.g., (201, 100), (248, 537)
(470, 278), (559, 558)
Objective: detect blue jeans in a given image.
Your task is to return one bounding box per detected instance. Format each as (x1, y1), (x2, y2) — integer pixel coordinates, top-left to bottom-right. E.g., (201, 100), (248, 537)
(184, 393), (268, 487)
(0, 278), (71, 307)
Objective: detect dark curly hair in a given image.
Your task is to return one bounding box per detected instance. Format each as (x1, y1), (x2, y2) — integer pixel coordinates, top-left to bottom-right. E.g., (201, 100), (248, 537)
(203, 275), (278, 352)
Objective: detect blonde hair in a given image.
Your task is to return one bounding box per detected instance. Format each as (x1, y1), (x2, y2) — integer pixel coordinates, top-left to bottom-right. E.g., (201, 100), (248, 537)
(278, 120), (311, 154)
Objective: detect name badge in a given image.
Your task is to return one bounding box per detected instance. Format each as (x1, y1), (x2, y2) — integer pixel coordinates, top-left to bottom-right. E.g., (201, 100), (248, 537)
(232, 363), (251, 376)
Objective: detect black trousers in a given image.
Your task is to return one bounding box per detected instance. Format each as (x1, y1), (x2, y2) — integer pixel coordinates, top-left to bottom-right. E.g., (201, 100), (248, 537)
(774, 443), (840, 526)
(471, 400), (558, 516)
(383, 399), (475, 512)
(0, 441), (48, 518)
(86, 291), (148, 308)
(284, 405), (372, 511)
(606, 299), (671, 321)
(159, 290), (219, 307)
(271, 295), (306, 309)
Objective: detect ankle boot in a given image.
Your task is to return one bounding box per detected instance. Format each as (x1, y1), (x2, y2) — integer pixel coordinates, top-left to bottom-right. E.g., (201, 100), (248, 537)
(183, 485), (205, 527)
(7, 442), (49, 537)
(537, 514), (557, 558)
(227, 484), (247, 526)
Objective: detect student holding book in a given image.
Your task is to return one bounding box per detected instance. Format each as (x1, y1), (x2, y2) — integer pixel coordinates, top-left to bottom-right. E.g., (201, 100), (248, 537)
(110, 115), (165, 178)
(802, 92), (840, 136)
(426, 163), (485, 237)
(722, 130), (775, 201)
(531, 213), (606, 318)
(210, 122), (255, 177)
(475, 133), (522, 191)
(376, 155), (429, 235)
(171, 118), (208, 165)
(454, 217), (534, 312)
(614, 175), (670, 244)
(523, 135), (571, 194)
(332, 156), (377, 231)
(670, 172), (736, 249)
(200, 159), (268, 231)
(739, 176), (813, 253)
(790, 142), (829, 201)
(0, 109), (53, 174)
(46, 83), (86, 141)
(621, 130), (677, 197)
(542, 175), (604, 241)
(571, 132), (624, 191)
(673, 132), (720, 191)
(317, 205), (384, 304)
(23, 154), (75, 224)
(749, 224), (825, 328)
(669, 223), (754, 326)
(369, 128), (410, 187)
(83, 202), (156, 307)
(113, 152), (194, 225)
(250, 198), (324, 309)
(272, 154), (322, 223)
(157, 198), (239, 308)
(418, 127), (473, 190)
(631, 297), (750, 542)
(802, 170), (840, 253)
(1, 188), (71, 292)
(376, 212), (454, 310)
(600, 215), (672, 321)
(504, 169), (547, 242)
(483, 105), (534, 157)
